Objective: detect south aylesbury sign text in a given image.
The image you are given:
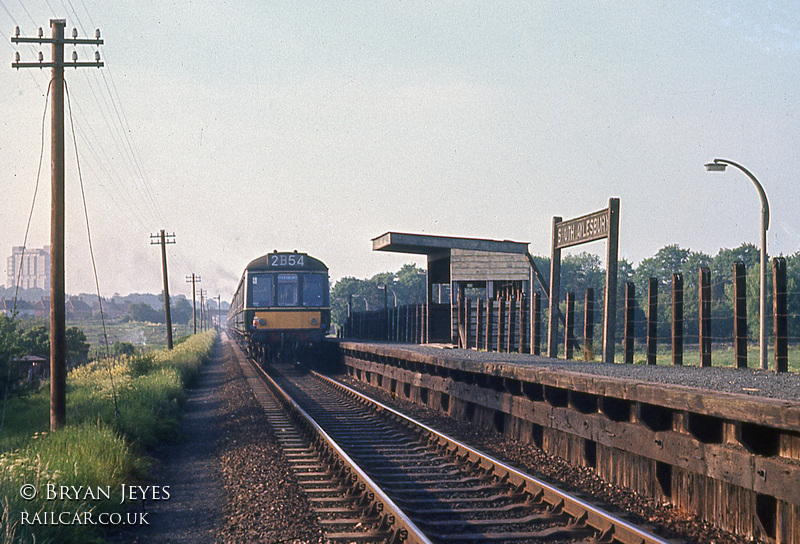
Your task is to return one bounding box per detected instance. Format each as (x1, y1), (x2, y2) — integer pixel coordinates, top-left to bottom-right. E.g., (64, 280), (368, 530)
(555, 208), (609, 249)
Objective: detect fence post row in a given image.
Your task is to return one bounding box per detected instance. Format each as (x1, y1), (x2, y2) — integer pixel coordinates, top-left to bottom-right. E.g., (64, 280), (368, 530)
(497, 299), (506, 353)
(774, 257), (788, 373)
(733, 262), (747, 369)
(624, 282), (635, 364)
(584, 288), (594, 361)
(672, 273), (683, 366)
(343, 258), (792, 372)
(699, 267), (712, 368)
(647, 278), (658, 366)
(564, 292), (575, 360)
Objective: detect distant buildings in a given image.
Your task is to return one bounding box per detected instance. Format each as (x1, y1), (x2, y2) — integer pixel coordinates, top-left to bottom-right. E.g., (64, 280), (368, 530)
(6, 246), (50, 290)
(0, 298), (34, 317)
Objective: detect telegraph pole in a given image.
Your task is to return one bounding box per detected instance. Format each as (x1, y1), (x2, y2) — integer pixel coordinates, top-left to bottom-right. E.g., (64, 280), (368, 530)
(12, 20), (103, 431)
(198, 289), (206, 332)
(186, 273), (201, 334)
(215, 295), (221, 330)
(151, 230), (175, 349)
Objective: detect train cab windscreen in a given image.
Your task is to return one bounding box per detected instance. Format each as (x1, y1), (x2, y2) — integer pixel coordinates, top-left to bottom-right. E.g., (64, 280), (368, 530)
(277, 274), (298, 306)
(303, 274), (327, 307)
(251, 275), (274, 308)
(249, 272), (329, 308)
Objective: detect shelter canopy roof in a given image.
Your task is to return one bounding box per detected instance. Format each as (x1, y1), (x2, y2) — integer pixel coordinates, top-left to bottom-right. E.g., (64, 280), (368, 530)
(371, 232), (529, 256)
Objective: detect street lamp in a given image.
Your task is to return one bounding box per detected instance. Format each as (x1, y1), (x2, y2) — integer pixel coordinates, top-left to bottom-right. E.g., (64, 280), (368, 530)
(351, 293), (369, 311)
(704, 158), (770, 370)
(378, 284), (398, 307)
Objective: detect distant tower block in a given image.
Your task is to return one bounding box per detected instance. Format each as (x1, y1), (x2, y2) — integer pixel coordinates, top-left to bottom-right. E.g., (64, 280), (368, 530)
(7, 246), (51, 289)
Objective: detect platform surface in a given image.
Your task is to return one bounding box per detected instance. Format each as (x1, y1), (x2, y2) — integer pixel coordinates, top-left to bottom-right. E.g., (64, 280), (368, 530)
(337, 340), (800, 403)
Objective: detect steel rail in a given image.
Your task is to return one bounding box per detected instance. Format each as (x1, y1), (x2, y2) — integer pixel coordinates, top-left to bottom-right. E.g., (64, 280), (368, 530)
(244, 356), (434, 544)
(314, 371), (674, 544)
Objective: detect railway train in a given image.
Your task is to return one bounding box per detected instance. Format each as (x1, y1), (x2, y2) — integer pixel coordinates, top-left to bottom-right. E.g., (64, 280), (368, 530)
(227, 251), (331, 363)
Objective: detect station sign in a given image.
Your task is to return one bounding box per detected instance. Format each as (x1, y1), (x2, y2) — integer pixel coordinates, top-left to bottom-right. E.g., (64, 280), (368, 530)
(555, 208), (610, 249)
(548, 198), (619, 365)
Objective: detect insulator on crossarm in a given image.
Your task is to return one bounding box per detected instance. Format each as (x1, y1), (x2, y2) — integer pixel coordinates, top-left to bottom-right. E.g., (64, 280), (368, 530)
(95, 29), (101, 39)
(14, 52), (20, 63)
(14, 26), (20, 37)
(38, 27), (43, 38)
(72, 28), (77, 38)
(95, 51), (100, 62)
(72, 51), (78, 62)
(38, 51), (43, 62)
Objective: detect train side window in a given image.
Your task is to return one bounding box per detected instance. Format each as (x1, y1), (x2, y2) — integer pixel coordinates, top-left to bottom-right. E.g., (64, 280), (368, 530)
(277, 274), (298, 306)
(303, 274), (325, 307)
(251, 275), (274, 307)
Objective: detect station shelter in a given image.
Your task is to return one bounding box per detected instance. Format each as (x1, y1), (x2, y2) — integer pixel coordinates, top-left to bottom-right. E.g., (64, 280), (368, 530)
(371, 232), (533, 344)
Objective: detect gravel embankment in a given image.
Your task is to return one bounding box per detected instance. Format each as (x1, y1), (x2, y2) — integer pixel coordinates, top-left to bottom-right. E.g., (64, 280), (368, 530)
(217, 338), (325, 544)
(123, 336), (325, 543)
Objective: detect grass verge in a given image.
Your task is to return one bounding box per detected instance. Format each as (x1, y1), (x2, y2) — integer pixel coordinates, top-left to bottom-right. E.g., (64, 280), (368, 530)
(0, 330), (217, 544)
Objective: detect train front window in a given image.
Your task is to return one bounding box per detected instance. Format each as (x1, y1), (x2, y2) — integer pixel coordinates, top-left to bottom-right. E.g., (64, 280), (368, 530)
(251, 275), (274, 307)
(303, 274), (327, 307)
(277, 274), (298, 306)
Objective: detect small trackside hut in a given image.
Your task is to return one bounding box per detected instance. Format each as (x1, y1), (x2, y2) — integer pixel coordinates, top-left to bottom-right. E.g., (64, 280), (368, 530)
(371, 232), (537, 346)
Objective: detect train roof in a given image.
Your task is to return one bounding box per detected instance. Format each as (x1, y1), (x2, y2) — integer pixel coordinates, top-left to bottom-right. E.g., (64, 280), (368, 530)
(245, 251), (328, 272)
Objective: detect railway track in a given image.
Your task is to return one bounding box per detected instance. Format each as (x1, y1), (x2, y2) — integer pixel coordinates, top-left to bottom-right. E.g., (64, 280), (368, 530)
(241, 351), (676, 544)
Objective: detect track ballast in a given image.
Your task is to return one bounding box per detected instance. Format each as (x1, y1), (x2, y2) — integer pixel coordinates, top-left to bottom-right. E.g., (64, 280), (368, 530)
(246, 353), (675, 544)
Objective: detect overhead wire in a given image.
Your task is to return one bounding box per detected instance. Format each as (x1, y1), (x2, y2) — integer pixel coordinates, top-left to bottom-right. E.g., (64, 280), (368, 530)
(0, 0), (16, 23)
(59, 0), (171, 232)
(40, 0), (57, 19)
(12, 0), (34, 27)
(74, 69), (160, 227)
(65, 0), (175, 244)
(99, 70), (169, 228)
(4, 0), (171, 239)
(66, 79), (121, 424)
(0, 79), (51, 441)
(6, 0), (203, 300)
(1, 6), (49, 95)
(11, 79), (51, 309)
(62, 0), (200, 298)
(67, 114), (154, 231)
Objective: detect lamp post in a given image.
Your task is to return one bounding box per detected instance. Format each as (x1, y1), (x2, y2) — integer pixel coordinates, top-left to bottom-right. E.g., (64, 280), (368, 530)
(378, 284), (398, 307)
(705, 158), (769, 370)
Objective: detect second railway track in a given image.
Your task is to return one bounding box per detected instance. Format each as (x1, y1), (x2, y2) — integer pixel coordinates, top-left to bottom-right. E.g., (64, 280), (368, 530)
(239, 346), (676, 544)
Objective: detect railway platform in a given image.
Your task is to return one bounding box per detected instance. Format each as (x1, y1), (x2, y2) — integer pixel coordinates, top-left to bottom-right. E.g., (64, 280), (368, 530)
(334, 339), (800, 544)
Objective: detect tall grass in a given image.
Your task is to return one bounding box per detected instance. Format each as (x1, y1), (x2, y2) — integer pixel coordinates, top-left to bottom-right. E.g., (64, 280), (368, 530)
(0, 330), (217, 543)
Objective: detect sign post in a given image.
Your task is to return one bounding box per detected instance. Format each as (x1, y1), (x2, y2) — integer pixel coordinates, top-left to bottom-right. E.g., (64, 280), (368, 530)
(549, 198), (619, 363)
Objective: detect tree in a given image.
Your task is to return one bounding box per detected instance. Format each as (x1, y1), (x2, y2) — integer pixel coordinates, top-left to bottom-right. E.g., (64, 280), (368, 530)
(0, 315), (22, 397)
(12, 323), (89, 366)
(18, 325), (49, 359)
(126, 302), (163, 323)
(112, 341), (136, 356)
(561, 252), (605, 298)
(394, 264), (427, 305)
(711, 243), (760, 285)
(330, 264), (427, 328)
(171, 297), (193, 325)
(633, 245), (691, 292)
(65, 327), (90, 366)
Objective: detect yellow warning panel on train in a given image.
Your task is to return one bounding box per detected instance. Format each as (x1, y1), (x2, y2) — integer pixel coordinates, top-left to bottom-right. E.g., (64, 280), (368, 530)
(252, 310), (322, 330)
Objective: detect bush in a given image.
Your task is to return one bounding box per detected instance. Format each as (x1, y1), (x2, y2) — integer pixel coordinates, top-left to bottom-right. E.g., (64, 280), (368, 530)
(112, 341), (136, 357)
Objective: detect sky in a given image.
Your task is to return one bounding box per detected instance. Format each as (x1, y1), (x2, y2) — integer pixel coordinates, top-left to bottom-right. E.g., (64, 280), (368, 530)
(1, 1), (799, 302)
